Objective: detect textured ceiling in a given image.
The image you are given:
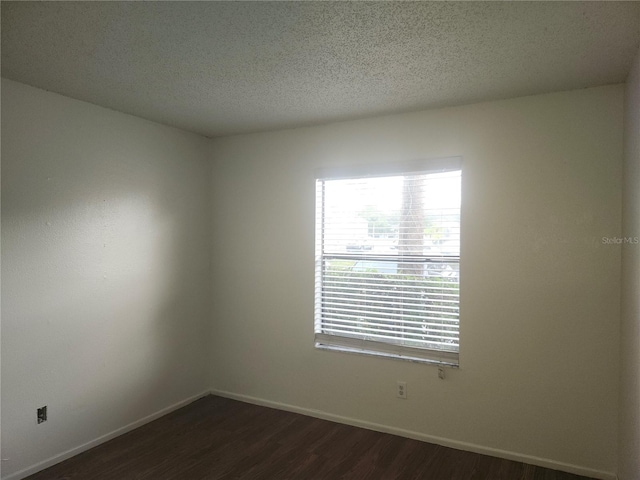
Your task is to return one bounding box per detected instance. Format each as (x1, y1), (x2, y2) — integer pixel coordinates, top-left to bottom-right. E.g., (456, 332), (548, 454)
(2, 1), (640, 138)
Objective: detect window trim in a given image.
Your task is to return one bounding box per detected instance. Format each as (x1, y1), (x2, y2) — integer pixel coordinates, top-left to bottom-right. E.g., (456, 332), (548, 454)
(314, 156), (462, 182)
(314, 157), (462, 367)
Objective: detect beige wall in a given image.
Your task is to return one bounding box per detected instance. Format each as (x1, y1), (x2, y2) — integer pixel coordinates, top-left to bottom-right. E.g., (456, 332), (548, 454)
(209, 85), (623, 477)
(1, 79), (212, 478)
(619, 46), (640, 480)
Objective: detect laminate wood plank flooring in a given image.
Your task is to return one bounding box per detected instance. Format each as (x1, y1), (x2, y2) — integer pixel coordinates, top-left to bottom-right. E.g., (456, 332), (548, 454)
(25, 395), (597, 480)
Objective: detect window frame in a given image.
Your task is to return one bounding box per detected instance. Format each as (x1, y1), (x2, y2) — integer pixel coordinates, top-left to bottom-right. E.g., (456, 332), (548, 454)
(314, 157), (462, 367)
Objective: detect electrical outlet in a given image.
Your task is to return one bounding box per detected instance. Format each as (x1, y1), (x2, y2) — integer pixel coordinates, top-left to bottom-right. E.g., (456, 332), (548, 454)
(438, 367), (446, 380)
(37, 406), (47, 424)
(397, 381), (407, 399)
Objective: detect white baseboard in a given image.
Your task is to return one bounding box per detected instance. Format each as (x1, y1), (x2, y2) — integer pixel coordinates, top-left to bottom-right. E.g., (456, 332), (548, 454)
(210, 388), (617, 480)
(2, 390), (211, 480)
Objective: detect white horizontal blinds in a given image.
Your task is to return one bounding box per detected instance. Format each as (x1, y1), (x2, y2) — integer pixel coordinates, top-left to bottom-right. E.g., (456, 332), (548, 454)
(314, 162), (461, 365)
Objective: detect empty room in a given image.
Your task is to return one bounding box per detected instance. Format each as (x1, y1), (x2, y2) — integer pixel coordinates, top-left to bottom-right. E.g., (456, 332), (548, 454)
(2, 2), (640, 480)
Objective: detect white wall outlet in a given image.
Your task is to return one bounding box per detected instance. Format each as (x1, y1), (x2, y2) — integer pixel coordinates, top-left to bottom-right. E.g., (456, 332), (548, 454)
(397, 381), (407, 399)
(438, 367), (446, 380)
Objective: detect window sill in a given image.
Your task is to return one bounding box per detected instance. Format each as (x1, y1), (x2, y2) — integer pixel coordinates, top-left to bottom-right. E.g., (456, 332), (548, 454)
(315, 342), (459, 368)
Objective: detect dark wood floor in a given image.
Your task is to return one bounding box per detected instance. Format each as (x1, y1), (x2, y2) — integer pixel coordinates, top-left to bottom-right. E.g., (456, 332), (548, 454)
(26, 395), (596, 480)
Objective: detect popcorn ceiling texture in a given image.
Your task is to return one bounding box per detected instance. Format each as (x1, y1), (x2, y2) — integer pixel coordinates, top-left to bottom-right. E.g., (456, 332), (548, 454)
(2, 1), (639, 137)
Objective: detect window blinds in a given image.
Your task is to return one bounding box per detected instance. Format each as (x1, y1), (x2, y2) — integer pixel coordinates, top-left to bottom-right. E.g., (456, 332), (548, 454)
(314, 160), (461, 366)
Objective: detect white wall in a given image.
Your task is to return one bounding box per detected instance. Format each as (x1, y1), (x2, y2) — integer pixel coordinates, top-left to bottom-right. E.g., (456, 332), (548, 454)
(209, 85), (623, 477)
(619, 46), (640, 480)
(1, 78), (627, 479)
(1, 79), (212, 478)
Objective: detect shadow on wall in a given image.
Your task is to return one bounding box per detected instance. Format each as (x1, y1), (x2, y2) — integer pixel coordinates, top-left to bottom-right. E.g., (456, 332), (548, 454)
(2, 168), (210, 475)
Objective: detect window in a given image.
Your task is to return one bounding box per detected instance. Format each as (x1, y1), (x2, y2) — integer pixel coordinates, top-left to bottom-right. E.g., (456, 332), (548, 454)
(314, 158), (461, 366)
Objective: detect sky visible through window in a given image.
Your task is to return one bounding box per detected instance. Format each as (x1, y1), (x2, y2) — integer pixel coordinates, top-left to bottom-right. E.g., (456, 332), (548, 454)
(322, 170), (461, 255)
(324, 171), (460, 213)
